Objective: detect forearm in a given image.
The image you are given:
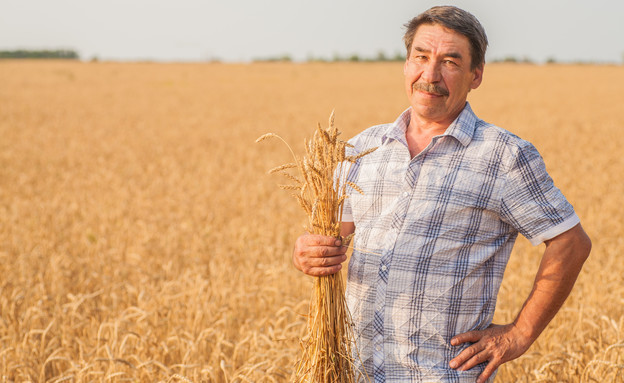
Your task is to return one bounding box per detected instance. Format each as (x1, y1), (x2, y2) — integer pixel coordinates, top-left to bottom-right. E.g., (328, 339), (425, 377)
(513, 224), (592, 343)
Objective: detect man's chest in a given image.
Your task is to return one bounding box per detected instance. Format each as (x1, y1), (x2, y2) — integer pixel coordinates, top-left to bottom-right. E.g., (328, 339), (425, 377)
(348, 139), (506, 230)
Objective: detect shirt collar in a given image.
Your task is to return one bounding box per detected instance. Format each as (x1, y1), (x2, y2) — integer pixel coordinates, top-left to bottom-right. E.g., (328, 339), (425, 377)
(382, 102), (478, 147)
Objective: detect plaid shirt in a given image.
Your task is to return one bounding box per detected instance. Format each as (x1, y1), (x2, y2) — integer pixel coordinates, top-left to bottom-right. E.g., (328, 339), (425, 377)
(342, 103), (579, 382)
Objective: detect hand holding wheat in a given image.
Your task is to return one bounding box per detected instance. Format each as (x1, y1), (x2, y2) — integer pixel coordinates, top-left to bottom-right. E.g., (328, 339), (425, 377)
(292, 234), (348, 276)
(256, 111), (375, 383)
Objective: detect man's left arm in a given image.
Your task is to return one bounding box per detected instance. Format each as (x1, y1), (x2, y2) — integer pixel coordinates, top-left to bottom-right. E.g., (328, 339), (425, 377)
(449, 223), (592, 383)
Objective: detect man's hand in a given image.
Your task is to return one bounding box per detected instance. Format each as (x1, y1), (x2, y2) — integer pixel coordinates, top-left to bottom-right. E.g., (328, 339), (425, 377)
(449, 323), (533, 383)
(293, 234), (348, 276)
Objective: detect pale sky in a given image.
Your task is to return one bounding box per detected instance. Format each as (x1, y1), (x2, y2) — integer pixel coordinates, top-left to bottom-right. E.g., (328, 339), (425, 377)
(1, 0), (622, 63)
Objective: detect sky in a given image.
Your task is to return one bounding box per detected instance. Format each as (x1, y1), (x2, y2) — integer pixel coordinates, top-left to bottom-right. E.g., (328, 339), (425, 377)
(1, 0), (622, 64)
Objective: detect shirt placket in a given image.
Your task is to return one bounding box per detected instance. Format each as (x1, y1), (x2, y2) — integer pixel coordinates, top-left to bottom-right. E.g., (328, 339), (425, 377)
(372, 153), (422, 383)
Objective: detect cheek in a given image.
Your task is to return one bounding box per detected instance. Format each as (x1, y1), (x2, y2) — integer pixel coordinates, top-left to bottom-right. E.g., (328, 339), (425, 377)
(404, 75), (416, 94)
(404, 67), (419, 84)
(441, 73), (464, 92)
(404, 80), (412, 96)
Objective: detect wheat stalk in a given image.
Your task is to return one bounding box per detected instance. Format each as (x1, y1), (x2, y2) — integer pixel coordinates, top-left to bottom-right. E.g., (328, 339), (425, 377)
(257, 111), (375, 383)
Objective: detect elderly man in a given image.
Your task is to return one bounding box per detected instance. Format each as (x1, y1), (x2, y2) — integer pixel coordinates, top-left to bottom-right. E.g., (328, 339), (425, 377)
(293, 5), (591, 383)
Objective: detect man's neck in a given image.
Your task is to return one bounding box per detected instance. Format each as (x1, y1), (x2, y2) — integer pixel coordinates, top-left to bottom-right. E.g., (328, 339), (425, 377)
(405, 113), (452, 158)
(405, 102), (468, 157)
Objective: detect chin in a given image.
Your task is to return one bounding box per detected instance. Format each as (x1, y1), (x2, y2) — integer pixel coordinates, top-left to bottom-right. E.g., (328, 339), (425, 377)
(413, 101), (442, 112)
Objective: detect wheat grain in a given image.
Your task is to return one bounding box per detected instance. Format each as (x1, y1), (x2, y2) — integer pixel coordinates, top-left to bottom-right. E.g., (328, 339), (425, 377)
(279, 184), (302, 191)
(268, 163), (298, 174)
(346, 182), (364, 195)
(281, 172), (303, 184)
(345, 147), (378, 163)
(256, 133), (278, 143)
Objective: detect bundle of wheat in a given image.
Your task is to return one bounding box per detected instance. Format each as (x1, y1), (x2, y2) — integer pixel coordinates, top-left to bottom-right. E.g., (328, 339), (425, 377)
(257, 111), (375, 382)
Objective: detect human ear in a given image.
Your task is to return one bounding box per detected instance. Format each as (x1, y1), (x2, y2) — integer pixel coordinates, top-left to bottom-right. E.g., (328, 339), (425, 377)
(471, 64), (484, 89)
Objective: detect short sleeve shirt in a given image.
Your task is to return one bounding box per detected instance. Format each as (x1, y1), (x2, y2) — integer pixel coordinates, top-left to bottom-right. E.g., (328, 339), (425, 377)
(341, 103), (579, 382)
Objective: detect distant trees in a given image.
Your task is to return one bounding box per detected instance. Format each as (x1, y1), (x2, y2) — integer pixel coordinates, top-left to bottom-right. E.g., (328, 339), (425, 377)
(327, 50), (406, 63)
(490, 55), (535, 64)
(252, 50), (406, 63)
(0, 49), (79, 59)
(252, 54), (292, 63)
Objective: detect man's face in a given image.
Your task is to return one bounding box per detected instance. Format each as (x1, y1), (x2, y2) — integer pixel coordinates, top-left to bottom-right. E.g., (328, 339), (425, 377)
(404, 23), (483, 125)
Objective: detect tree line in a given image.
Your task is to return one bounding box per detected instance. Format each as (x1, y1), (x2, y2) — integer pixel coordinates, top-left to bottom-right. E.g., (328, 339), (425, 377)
(0, 49), (79, 59)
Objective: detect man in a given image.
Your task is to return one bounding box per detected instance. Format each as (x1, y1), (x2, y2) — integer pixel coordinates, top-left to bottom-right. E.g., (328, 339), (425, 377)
(293, 6), (591, 383)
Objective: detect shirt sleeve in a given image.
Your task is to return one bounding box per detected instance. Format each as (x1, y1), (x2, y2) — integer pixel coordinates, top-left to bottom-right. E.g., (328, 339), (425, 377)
(500, 141), (579, 246)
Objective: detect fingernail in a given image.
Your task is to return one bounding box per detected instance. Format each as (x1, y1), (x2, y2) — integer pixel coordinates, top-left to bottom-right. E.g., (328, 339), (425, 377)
(335, 239), (342, 246)
(449, 361), (457, 369)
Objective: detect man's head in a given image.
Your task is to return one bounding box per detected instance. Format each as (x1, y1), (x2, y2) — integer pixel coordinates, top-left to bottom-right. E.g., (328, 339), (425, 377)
(403, 6), (488, 70)
(402, 6), (487, 127)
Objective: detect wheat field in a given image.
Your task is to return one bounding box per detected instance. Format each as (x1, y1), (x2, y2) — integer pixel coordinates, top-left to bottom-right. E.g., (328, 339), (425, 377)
(0, 60), (622, 382)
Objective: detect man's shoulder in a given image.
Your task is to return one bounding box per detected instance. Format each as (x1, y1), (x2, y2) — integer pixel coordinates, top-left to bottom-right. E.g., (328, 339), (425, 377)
(473, 119), (536, 154)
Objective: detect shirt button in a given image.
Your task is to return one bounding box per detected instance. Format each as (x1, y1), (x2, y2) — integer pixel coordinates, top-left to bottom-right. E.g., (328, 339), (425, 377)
(403, 191), (409, 197)
(376, 345), (382, 351)
(381, 265), (387, 271)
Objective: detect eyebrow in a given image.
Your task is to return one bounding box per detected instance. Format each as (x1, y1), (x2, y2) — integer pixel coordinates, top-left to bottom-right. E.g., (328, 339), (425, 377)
(413, 46), (463, 60)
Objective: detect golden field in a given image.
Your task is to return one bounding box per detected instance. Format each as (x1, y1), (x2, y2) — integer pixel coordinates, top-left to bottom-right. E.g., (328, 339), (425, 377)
(0, 60), (622, 382)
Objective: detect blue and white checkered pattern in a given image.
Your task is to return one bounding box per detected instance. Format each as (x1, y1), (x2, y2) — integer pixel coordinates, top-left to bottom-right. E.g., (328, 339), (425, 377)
(342, 103), (579, 382)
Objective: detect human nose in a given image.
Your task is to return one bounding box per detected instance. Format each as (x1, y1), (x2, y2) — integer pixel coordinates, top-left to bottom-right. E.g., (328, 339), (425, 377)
(421, 60), (442, 83)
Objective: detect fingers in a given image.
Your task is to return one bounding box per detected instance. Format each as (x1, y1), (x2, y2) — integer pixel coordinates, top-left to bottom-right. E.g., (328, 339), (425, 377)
(305, 234), (343, 247)
(477, 361), (500, 383)
(293, 234), (348, 276)
(450, 324), (530, 382)
(448, 329), (485, 370)
(304, 258), (346, 276)
(450, 342), (501, 383)
(451, 330), (482, 346)
(452, 345), (488, 371)
(449, 338), (485, 370)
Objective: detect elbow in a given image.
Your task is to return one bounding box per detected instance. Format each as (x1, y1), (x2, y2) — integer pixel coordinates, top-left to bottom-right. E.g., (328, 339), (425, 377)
(572, 224), (592, 264)
(579, 229), (592, 263)
(548, 223), (592, 265)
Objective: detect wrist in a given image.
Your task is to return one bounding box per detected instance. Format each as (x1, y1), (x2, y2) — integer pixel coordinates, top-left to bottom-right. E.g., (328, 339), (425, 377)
(511, 319), (539, 348)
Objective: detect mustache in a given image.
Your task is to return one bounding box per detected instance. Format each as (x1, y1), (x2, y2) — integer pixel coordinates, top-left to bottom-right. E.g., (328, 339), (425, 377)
(412, 82), (449, 96)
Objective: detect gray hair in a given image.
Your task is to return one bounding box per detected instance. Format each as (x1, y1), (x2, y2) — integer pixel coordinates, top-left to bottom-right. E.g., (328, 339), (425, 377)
(403, 6), (488, 70)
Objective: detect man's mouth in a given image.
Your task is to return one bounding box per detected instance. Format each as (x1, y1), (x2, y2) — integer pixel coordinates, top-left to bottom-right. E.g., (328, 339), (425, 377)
(412, 82), (449, 96)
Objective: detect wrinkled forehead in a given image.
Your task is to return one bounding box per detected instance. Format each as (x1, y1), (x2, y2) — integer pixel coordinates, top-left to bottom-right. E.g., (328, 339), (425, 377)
(410, 23), (472, 55)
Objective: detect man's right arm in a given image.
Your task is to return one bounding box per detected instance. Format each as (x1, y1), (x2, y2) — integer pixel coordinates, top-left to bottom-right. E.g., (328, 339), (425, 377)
(292, 222), (355, 276)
